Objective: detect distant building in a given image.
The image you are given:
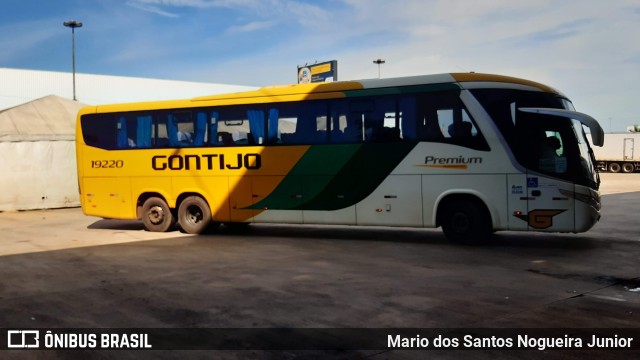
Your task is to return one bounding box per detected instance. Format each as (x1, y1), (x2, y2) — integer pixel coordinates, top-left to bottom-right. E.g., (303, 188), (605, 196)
(0, 68), (256, 111)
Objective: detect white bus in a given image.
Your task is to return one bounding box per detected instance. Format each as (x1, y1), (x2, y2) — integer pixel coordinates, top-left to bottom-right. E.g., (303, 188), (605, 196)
(76, 72), (604, 243)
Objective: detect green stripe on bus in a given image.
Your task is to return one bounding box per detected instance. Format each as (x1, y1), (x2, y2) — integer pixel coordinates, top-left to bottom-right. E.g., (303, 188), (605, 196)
(299, 142), (417, 210)
(249, 142), (418, 211)
(249, 144), (361, 210)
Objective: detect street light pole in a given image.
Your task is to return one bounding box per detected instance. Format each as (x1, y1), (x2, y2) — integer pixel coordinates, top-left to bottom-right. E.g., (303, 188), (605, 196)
(63, 20), (83, 101)
(373, 59), (385, 79)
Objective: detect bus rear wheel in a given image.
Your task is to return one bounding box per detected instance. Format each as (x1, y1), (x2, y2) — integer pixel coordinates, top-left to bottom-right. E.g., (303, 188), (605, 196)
(440, 198), (491, 244)
(178, 196), (212, 234)
(141, 197), (175, 232)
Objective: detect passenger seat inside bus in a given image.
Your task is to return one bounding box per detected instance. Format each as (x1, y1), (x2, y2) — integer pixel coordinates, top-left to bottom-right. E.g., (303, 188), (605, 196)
(217, 131), (235, 146)
(156, 137), (170, 147)
(448, 121), (473, 139)
(343, 125), (362, 142)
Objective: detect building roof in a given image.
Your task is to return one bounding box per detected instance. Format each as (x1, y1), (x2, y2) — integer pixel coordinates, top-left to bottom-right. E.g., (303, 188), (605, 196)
(0, 68), (257, 112)
(0, 95), (86, 142)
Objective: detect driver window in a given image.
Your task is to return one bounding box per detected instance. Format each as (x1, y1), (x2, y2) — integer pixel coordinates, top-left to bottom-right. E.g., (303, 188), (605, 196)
(538, 131), (567, 174)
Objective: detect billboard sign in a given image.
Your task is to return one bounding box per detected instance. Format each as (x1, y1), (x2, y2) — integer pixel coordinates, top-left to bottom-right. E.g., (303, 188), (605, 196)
(297, 60), (338, 83)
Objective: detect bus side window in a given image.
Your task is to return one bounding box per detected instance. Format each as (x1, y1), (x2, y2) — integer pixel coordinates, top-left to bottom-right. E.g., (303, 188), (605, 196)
(538, 131), (567, 174)
(217, 107), (250, 145)
(116, 116), (129, 148)
(153, 112), (170, 148)
(135, 115), (153, 148)
(204, 110), (238, 147)
(117, 115), (150, 149)
(276, 102), (328, 145)
(400, 96), (418, 141)
(246, 109), (265, 145)
(179, 114), (195, 146)
(413, 91), (489, 151)
(420, 108), (445, 140)
(437, 109), (456, 138)
(162, 111), (195, 147)
(440, 108), (479, 143)
(192, 111), (207, 146)
(217, 131), (235, 145)
(329, 96), (404, 144)
(81, 114), (118, 150)
(278, 114), (298, 144)
(329, 99), (348, 143)
(343, 114), (363, 143)
(365, 97), (401, 142)
(415, 94), (445, 141)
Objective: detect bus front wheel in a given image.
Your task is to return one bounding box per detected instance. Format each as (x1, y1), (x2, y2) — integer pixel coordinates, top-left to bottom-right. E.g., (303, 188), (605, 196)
(178, 196), (212, 234)
(440, 199), (491, 244)
(141, 197), (175, 232)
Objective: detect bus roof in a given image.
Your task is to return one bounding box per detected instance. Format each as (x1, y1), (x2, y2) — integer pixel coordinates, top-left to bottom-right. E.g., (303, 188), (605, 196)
(451, 73), (560, 94)
(191, 72), (561, 102)
(84, 72), (562, 114)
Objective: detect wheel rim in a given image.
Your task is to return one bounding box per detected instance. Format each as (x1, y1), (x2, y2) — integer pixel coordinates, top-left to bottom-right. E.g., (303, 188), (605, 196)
(451, 212), (470, 233)
(185, 205), (204, 225)
(147, 205), (165, 225)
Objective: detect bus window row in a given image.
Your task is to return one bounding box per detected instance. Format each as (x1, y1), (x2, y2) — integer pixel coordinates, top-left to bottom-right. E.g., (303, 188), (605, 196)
(81, 92), (489, 151)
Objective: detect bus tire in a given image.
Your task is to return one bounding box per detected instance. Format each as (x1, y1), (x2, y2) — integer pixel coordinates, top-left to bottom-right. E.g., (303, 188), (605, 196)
(440, 198), (491, 244)
(141, 197), (175, 232)
(622, 163), (634, 173)
(178, 196), (212, 234)
(608, 162), (621, 173)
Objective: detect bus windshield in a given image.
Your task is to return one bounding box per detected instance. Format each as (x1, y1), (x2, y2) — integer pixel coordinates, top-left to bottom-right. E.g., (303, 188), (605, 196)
(471, 89), (600, 190)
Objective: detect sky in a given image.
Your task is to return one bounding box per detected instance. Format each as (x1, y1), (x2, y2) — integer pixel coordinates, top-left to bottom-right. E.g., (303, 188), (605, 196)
(1, 0), (639, 131)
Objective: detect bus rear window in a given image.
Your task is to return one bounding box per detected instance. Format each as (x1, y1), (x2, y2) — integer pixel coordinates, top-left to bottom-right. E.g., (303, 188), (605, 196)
(81, 114), (118, 150)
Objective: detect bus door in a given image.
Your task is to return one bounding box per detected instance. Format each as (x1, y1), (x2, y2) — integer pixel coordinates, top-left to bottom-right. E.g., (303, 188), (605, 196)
(523, 129), (575, 232)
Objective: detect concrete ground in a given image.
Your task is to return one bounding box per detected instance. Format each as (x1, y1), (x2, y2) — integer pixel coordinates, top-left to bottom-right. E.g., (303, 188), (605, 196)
(0, 173), (639, 359)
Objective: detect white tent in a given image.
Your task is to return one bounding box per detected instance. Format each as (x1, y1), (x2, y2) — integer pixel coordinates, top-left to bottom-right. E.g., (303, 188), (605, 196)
(0, 95), (86, 211)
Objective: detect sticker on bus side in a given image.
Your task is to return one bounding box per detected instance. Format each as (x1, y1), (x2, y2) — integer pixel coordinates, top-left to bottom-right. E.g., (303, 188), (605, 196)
(514, 209), (566, 229)
(416, 155), (483, 170)
(91, 160), (124, 169)
(151, 154), (261, 171)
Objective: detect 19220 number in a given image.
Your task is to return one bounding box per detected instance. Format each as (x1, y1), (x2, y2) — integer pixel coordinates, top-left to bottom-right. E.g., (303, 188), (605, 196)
(90, 160), (124, 168)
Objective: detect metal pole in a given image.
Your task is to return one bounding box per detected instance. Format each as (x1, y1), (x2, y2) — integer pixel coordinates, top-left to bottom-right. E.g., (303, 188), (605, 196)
(64, 20), (82, 101)
(71, 27), (76, 101)
(373, 59), (385, 79)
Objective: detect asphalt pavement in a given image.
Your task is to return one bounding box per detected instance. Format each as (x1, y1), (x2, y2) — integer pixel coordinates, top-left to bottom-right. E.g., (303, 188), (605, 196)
(0, 173), (638, 359)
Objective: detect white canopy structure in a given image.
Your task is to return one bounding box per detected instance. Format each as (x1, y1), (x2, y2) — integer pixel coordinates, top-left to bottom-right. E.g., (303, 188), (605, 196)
(0, 95), (86, 211)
